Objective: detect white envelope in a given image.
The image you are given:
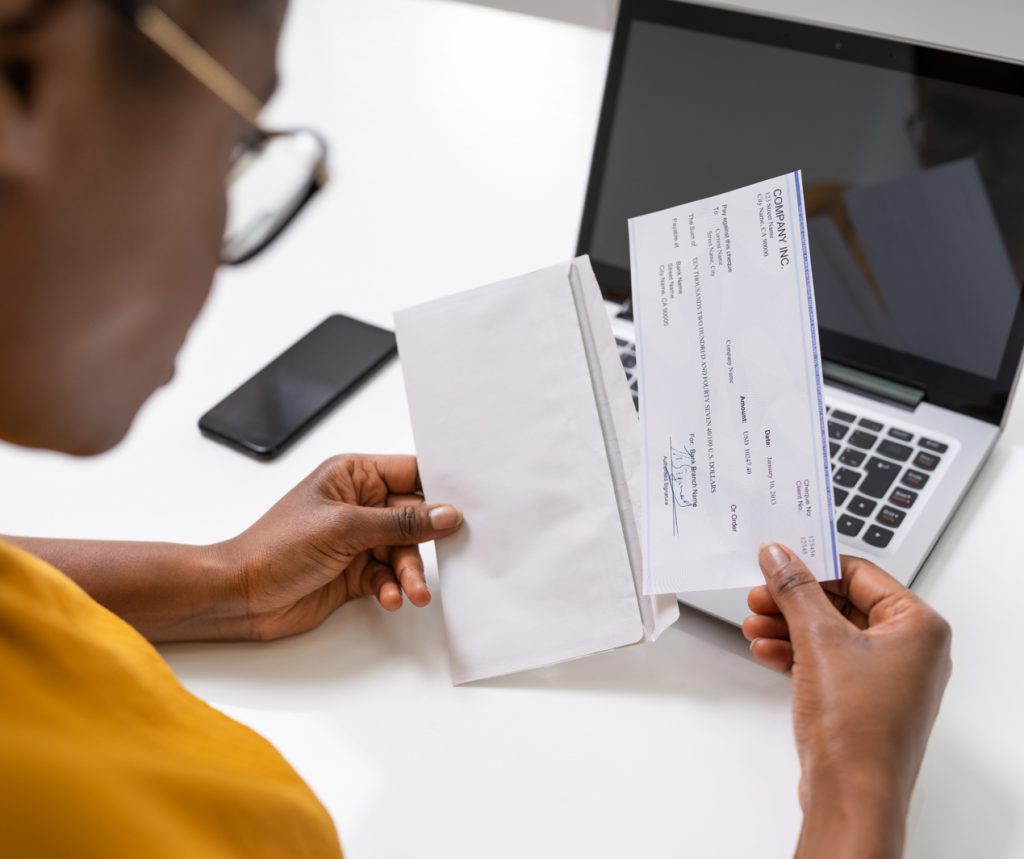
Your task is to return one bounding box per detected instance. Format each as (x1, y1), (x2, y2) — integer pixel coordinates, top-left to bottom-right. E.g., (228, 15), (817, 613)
(396, 257), (678, 684)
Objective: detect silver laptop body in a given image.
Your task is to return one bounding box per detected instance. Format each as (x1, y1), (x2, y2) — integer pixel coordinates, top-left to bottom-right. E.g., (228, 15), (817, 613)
(577, 0), (1024, 625)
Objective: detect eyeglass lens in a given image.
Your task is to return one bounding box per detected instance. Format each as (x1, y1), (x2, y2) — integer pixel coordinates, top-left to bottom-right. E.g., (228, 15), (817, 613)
(222, 130), (326, 264)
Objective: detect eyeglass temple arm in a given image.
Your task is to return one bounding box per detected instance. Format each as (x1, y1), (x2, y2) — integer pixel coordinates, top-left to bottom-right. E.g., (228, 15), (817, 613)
(109, 0), (265, 126)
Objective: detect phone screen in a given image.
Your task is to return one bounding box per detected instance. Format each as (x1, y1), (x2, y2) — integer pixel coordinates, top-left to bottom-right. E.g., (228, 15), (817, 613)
(199, 314), (397, 459)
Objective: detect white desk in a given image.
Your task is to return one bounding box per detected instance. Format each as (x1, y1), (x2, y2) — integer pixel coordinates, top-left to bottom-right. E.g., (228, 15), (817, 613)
(2, 1), (1023, 856)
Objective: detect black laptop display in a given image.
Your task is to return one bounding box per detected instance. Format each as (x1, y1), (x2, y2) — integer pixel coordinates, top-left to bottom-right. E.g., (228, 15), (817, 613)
(577, 0), (1024, 423)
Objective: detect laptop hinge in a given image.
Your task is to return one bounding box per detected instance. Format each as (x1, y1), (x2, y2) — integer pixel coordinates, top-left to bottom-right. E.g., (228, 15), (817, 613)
(823, 361), (925, 410)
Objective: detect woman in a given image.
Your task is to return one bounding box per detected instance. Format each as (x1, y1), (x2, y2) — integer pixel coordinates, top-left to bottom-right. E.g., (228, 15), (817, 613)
(0, 1), (952, 857)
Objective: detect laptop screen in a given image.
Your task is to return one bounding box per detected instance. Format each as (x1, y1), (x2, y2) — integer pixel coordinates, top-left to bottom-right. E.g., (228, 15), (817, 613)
(578, 0), (1024, 423)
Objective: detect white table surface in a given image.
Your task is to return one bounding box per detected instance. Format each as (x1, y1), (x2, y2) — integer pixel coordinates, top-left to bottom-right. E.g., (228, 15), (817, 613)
(2, 1), (1023, 856)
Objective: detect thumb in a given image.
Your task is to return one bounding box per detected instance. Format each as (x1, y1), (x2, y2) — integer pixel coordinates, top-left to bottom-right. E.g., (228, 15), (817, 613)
(339, 503), (463, 552)
(758, 542), (837, 638)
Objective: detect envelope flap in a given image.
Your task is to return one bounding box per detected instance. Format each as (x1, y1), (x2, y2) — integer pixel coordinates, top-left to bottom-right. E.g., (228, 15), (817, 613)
(570, 257), (680, 638)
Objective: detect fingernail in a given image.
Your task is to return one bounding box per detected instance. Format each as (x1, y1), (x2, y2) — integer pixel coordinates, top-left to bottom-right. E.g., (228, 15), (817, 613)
(749, 637), (761, 653)
(760, 542), (790, 574)
(429, 505), (461, 530)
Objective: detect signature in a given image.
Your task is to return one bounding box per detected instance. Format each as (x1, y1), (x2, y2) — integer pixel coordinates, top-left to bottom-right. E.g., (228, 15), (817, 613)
(665, 440), (698, 536)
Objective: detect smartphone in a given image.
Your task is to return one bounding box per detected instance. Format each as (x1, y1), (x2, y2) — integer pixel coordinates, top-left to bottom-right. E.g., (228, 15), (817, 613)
(199, 314), (397, 460)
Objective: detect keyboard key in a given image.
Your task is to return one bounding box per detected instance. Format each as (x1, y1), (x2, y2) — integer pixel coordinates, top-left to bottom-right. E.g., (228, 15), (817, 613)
(832, 409), (856, 423)
(888, 428), (914, 442)
(913, 451), (941, 472)
(848, 430), (878, 450)
(828, 422), (850, 440)
(902, 469), (929, 490)
(848, 496), (877, 517)
(889, 487), (918, 509)
(630, 379), (638, 392)
(876, 440), (912, 462)
(860, 457), (900, 498)
(621, 352), (636, 368)
(632, 394), (639, 410)
(615, 337), (629, 348)
(833, 488), (849, 507)
(833, 468), (861, 489)
(829, 441), (840, 458)
(859, 418), (883, 432)
(837, 514), (865, 537)
(864, 525), (895, 549)
(839, 448), (866, 468)
(876, 506), (906, 528)
(919, 437), (948, 454)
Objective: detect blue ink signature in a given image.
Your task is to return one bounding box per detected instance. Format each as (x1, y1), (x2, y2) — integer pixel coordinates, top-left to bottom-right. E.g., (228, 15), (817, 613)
(665, 440), (697, 537)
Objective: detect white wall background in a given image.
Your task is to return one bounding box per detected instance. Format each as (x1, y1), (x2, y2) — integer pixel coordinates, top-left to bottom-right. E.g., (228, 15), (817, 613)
(449, 0), (619, 29)
(456, 0), (1024, 61)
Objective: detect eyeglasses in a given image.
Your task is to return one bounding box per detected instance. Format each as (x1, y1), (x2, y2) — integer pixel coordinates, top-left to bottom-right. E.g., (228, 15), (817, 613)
(110, 1), (329, 265)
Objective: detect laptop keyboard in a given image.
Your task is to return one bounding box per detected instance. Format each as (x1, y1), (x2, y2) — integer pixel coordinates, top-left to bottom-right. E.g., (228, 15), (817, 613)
(616, 338), (640, 410)
(616, 337), (955, 555)
(824, 405), (954, 552)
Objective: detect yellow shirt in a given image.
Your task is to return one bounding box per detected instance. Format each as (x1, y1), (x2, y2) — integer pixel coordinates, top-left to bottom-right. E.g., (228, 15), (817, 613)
(0, 539), (343, 858)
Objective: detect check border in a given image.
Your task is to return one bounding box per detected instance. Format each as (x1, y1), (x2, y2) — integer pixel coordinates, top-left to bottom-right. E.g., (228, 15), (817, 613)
(792, 170), (841, 580)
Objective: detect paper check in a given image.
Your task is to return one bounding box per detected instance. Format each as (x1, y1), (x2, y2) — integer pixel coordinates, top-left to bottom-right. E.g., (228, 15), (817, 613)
(630, 171), (841, 594)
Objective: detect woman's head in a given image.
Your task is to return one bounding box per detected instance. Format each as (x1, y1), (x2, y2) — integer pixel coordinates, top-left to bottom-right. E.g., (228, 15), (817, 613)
(0, 0), (286, 455)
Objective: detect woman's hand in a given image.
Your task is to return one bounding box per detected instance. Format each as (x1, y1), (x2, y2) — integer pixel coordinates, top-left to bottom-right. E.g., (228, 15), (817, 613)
(744, 544), (952, 859)
(209, 454), (462, 641)
(8, 455), (462, 644)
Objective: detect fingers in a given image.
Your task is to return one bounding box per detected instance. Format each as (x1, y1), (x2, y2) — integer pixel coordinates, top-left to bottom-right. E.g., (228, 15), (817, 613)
(753, 572), (869, 629)
(391, 545), (431, 607)
(385, 494), (435, 607)
(742, 612), (789, 642)
(322, 557), (403, 613)
(364, 559), (403, 611)
(365, 455), (423, 495)
(839, 555), (915, 624)
(749, 573), (865, 626)
(747, 584), (780, 616)
(338, 501), (463, 553)
(315, 455), (424, 503)
(757, 542), (838, 644)
(749, 637), (794, 673)
(823, 583), (870, 630)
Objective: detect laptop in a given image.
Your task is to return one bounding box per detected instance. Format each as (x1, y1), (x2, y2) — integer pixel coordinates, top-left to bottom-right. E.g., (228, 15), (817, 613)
(577, 0), (1024, 624)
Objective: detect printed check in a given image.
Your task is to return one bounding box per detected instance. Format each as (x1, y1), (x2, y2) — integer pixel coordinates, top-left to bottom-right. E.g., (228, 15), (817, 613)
(630, 171), (841, 594)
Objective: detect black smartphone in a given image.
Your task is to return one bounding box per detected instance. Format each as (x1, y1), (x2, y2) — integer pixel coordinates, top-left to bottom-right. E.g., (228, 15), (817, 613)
(199, 314), (397, 460)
